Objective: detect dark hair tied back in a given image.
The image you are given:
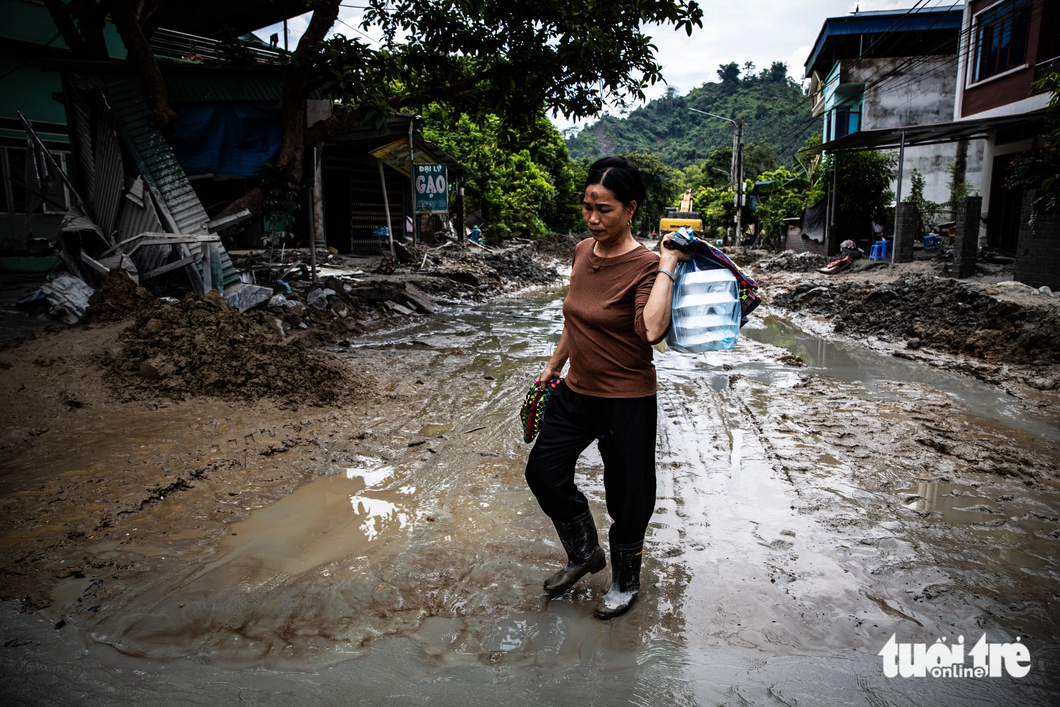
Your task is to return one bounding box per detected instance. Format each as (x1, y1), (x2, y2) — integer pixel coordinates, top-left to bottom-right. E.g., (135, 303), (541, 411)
(585, 157), (646, 216)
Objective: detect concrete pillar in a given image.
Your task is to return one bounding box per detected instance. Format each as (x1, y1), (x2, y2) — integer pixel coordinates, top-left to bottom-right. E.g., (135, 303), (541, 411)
(893, 202), (917, 263)
(1014, 190), (1060, 290)
(953, 195), (982, 278)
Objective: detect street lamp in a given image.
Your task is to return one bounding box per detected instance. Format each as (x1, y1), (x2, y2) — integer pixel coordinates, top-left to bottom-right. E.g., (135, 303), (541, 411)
(689, 107), (744, 242)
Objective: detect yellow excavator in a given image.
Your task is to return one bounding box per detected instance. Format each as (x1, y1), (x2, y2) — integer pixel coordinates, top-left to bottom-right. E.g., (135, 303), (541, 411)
(659, 189), (702, 235)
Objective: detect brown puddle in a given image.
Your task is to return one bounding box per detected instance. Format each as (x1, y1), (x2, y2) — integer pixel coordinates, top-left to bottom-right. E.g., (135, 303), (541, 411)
(3, 291), (1059, 704)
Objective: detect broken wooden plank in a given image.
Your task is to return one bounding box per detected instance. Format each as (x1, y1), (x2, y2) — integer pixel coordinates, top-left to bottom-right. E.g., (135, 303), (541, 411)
(383, 300), (414, 316)
(206, 209), (253, 231)
(201, 242), (213, 292)
(403, 283), (437, 313)
(80, 251), (110, 274)
(140, 250), (202, 281)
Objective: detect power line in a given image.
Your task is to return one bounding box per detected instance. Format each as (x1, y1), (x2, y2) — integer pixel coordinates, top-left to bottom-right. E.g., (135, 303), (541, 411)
(335, 15), (380, 45)
(765, 1), (963, 128)
(758, 0), (1044, 145)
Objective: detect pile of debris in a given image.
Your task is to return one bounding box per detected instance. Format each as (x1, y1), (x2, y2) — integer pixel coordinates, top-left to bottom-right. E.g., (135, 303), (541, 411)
(81, 269), (161, 324)
(100, 275), (368, 408)
(482, 245), (560, 285)
(759, 251), (831, 273)
(772, 274), (1060, 368)
(534, 232), (586, 259)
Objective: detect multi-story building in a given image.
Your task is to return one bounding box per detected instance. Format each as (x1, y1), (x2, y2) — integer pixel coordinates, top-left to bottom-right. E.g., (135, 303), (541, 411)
(805, 4), (980, 209)
(954, 0), (1059, 250)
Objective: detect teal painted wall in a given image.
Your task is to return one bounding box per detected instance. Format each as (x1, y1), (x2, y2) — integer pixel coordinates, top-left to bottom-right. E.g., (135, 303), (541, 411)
(821, 62), (864, 143)
(0, 57), (67, 127)
(0, 0), (126, 57)
(0, 0), (127, 252)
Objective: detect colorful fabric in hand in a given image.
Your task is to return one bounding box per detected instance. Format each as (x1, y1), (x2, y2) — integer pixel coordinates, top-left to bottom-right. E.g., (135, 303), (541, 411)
(521, 378), (562, 443)
(665, 229), (761, 322)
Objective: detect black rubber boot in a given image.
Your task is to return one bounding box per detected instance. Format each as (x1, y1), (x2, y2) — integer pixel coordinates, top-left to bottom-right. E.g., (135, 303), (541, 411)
(543, 510), (606, 594)
(594, 537), (643, 619)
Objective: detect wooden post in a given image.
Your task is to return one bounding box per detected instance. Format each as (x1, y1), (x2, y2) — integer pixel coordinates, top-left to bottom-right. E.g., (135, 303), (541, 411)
(892, 131), (906, 265)
(378, 158), (395, 257)
(201, 242), (213, 292)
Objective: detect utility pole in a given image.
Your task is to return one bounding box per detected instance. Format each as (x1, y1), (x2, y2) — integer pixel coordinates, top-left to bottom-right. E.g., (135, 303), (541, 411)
(734, 118), (744, 244)
(690, 108), (744, 244)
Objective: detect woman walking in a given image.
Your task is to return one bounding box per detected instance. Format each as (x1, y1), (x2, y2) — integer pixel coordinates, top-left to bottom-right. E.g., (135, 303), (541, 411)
(525, 156), (688, 619)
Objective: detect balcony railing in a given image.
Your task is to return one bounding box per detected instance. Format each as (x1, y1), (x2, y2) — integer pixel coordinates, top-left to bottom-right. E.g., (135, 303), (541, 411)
(1034, 56), (1060, 88)
(149, 28), (284, 65)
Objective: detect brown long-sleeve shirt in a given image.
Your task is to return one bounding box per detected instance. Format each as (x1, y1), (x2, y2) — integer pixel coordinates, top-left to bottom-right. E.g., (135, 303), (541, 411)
(563, 238), (664, 398)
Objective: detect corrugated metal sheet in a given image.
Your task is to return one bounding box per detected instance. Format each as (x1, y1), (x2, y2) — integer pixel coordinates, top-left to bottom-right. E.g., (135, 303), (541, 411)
(91, 93), (124, 238)
(215, 248), (240, 291)
(66, 87), (95, 201)
(165, 74), (285, 104)
(116, 177), (162, 239)
(116, 178), (168, 276)
(90, 75), (210, 234)
(65, 73), (242, 292)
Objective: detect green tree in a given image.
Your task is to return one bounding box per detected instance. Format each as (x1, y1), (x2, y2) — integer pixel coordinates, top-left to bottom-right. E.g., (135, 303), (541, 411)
(768, 61), (788, 83)
(904, 168), (944, 231)
(946, 161), (977, 212)
(692, 185), (735, 234)
(816, 149), (897, 241)
(753, 167), (806, 236)
(1007, 72), (1060, 212)
(619, 150), (681, 233)
(422, 108), (561, 240)
(743, 141), (777, 182)
(717, 62), (740, 85)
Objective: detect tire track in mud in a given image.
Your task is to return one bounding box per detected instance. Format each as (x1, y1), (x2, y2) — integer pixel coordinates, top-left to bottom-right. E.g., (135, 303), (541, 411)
(14, 296), (1060, 674)
(726, 366), (1060, 650)
(654, 371), (824, 651)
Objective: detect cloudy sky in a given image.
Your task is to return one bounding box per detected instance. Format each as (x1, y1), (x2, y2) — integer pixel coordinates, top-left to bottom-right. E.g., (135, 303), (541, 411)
(255, 1), (955, 133)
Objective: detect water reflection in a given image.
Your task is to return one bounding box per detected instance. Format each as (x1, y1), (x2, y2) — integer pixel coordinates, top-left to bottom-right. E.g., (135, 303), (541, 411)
(16, 288), (1060, 705)
(744, 315), (1060, 438)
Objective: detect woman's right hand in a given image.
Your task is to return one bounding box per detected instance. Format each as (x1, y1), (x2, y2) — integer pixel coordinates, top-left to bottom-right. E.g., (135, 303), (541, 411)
(538, 366), (559, 384)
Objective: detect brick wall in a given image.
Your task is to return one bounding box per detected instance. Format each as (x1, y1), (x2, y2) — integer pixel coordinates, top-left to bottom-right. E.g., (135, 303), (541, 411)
(894, 202), (917, 263)
(953, 196), (982, 279)
(1014, 190), (1060, 290)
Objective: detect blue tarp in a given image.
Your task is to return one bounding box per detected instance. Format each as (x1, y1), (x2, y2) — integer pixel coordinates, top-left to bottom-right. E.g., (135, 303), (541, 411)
(172, 105), (281, 177)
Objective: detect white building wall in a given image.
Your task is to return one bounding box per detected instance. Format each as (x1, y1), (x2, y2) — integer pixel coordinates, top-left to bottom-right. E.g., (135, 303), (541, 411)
(849, 57), (984, 208)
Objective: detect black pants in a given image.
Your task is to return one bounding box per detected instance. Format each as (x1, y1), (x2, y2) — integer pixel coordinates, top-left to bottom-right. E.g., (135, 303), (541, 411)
(524, 381), (657, 545)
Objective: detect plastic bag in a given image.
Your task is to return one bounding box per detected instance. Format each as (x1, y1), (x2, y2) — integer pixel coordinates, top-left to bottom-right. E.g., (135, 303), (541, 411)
(665, 257), (741, 353)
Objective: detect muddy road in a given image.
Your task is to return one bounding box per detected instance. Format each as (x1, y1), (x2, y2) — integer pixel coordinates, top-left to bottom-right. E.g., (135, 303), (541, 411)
(2, 284), (1060, 705)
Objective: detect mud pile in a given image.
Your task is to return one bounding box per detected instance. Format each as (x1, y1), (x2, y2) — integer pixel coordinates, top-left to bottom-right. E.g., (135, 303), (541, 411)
(759, 250), (831, 272)
(773, 273), (1060, 368)
(715, 246), (758, 268)
(534, 231), (585, 259)
(104, 290), (368, 407)
(82, 269), (160, 324)
(482, 244), (559, 285)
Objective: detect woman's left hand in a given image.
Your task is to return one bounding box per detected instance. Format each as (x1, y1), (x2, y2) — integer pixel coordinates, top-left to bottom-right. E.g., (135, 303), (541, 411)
(659, 233), (692, 266)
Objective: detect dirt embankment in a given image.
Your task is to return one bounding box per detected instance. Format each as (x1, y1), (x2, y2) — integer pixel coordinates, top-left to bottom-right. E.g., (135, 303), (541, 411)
(778, 274), (1060, 365)
(760, 259), (1060, 393)
(0, 237), (574, 611)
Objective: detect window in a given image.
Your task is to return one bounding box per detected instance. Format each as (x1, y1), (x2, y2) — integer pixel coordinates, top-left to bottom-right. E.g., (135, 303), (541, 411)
(1, 146), (70, 214)
(835, 109), (861, 139)
(827, 108), (861, 141)
(973, 0), (1031, 82)
(1, 147), (27, 214)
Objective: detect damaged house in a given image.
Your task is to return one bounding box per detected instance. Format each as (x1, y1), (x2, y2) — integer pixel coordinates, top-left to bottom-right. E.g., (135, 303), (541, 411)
(808, 0), (1059, 288)
(1, 0), (465, 318)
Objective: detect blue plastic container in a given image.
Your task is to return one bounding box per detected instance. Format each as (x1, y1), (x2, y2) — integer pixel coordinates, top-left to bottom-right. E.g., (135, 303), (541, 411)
(666, 259), (741, 352)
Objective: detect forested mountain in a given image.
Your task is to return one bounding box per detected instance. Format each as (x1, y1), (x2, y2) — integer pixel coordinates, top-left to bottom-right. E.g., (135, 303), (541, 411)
(566, 62), (818, 170)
